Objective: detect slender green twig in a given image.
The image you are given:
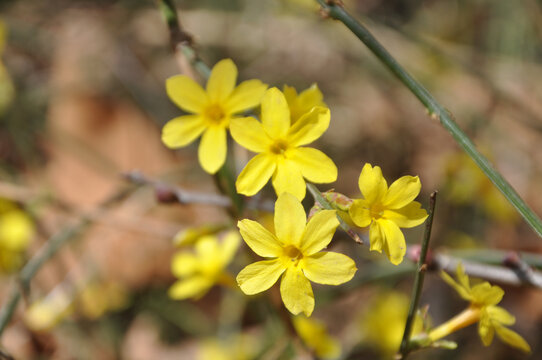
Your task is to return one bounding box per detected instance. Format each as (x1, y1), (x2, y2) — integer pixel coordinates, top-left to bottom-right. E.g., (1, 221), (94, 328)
(0, 187), (137, 336)
(306, 183), (362, 244)
(315, 0), (542, 237)
(399, 192), (437, 358)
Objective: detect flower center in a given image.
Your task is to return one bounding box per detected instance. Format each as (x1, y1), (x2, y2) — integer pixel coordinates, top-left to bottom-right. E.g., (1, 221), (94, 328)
(283, 245), (303, 263)
(369, 203), (385, 219)
(269, 140), (289, 155)
(204, 104), (226, 125)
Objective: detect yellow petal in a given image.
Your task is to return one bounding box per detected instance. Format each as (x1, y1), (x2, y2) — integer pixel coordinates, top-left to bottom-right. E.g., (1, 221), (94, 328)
(358, 163), (388, 204)
(383, 175), (422, 209)
(225, 79), (267, 114)
(494, 324), (531, 352)
(230, 116), (272, 153)
(237, 219), (283, 257)
(274, 193), (306, 246)
(487, 306), (515, 325)
(206, 59), (237, 102)
(383, 201), (428, 228)
(302, 252), (356, 285)
(236, 153), (276, 196)
(380, 219), (407, 265)
(349, 199), (372, 228)
(292, 84), (325, 122)
(171, 252), (199, 277)
(478, 316), (495, 346)
(440, 270), (473, 301)
(162, 115), (206, 148)
(272, 159), (306, 200)
(299, 210), (339, 256)
(293, 315), (341, 359)
(471, 282), (504, 306)
(261, 88), (290, 138)
(287, 106), (330, 147)
(456, 263), (471, 292)
(288, 147), (337, 184)
(221, 231), (241, 264)
(280, 267), (314, 316)
(166, 75), (208, 113)
(168, 276), (212, 300)
(369, 221), (384, 253)
(198, 126), (227, 174)
(237, 259), (285, 295)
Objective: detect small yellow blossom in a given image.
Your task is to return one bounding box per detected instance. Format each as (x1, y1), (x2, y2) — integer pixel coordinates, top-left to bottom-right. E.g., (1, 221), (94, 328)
(0, 198), (34, 272)
(237, 192), (356, 316)
(283, 84), (326, 123)
(77, 281), (129, 319)
(293, 315), (341, 359)
(25, 286), (74, 331)
(169, 231), (240, 300)
(429, 263), (530, 352)
(162, 59), (267, 174)
(198, 334), (259, 360)
(348, 163), (428, 265)
(231, 87), (337, 200)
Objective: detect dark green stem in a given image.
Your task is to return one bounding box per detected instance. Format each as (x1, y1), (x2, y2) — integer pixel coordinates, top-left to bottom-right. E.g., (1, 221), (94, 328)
(399, 191), (437, 358)
(316, 0), (542, 237)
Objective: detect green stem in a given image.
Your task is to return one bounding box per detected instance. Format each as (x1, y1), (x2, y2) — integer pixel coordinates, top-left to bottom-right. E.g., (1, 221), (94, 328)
(316, 0), (542, 238)
(399, 192), (437, 358)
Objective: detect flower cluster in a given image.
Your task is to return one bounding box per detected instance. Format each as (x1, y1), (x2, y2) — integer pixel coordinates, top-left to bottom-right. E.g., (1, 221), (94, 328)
(162, 59), (427, 317)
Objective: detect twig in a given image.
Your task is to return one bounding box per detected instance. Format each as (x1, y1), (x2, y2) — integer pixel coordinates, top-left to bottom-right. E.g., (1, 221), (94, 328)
(0, 186), (138, 336)
(123, 170), (274, 212)
(399, 191), (437, 359)
(315, 0), (542, 238)
(433, 253), (542, 289)
(306, 183), (362, 244)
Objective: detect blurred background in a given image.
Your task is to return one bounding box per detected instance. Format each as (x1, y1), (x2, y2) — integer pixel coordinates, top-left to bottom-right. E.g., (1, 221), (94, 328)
(0, 0), (541, 358)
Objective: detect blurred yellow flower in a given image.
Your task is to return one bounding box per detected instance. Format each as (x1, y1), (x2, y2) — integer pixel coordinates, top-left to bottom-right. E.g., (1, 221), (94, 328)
(348, 163), (427, 265)
(169, 231), (240, 300)
(173, 224), (228, 247)
(360, 291), (425, 356)
(429, 263), (530, 352)
(78, 281), (129, 319)
(231, 87), (337, 200)
(0, 198), (34, 272)
(237, 192), (356, 316)
(283, 84), (326, 123)
(25, 286), (74, 332)
(293, 315), (341, 359)
(198, 333), (259, 360)
(162, 59), (267, 174)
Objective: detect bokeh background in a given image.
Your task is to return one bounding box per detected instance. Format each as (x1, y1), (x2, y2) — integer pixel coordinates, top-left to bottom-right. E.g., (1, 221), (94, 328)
(0, 0), (541, 359)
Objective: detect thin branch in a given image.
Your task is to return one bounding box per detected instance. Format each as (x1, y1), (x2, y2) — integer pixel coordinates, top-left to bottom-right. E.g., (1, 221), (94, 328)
(399, 191), (437, 359)
(123, 170), (274, 212)
(306, 183), (363, 244)
(315, 0), (542, 238)
(433, 253), (542, 289)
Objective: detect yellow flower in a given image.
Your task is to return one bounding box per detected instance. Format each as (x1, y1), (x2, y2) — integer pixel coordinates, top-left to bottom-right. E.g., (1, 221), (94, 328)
(283, 84), (326, 123)
(162, 59), (267, 174)
(429, 263), (530, 352)
(25, 286), (74, 331)
(348, 163), (428, 265)
(77, 281), (129, 319)
(236, 192), (356, 316)
(231, 87), (337, 200)
(293, 315), (341, 359)
(0, 198), (34, 272)
(169, 231), (240, 300)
